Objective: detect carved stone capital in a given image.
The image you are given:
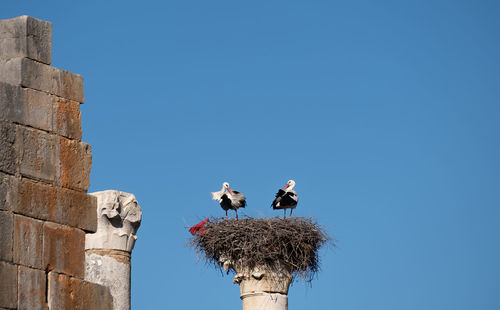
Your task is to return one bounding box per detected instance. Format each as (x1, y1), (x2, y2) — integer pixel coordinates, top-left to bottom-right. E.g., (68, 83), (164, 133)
(236, 269), (292, 296)
(85, 190), (142, 252)
(223, 262), (292, 310)
(220, 258), (293, 296)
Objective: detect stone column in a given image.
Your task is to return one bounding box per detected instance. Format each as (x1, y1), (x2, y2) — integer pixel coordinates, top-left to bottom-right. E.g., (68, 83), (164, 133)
(226, 261), (293, 310)
(85, 190), (142, 310)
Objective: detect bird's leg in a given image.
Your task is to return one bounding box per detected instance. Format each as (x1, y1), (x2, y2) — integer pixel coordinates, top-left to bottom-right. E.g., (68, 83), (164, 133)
(283, 209), (286, 219)
(235, 209), (239, 220)
(225, 210), (228, 220)
(290, 209), (293, 218)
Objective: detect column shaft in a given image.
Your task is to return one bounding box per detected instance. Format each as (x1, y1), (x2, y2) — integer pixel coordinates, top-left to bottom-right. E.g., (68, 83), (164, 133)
(85, 249), (131, 310)
(241, 292), (288, 310)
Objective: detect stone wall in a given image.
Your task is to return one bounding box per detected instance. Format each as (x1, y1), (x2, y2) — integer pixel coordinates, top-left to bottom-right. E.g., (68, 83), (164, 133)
(0, 16), (113, 310)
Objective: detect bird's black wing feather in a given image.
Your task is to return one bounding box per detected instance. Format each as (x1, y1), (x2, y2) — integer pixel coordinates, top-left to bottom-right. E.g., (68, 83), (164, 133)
(274, 189), (286, 198)
(219, 194), (232, 211)
(280, 192), (298, 208)
(271, 189), (286, 209)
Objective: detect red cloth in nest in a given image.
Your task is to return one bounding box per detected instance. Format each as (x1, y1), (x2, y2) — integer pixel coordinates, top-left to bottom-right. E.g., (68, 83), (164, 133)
(189, 218), (209, 236)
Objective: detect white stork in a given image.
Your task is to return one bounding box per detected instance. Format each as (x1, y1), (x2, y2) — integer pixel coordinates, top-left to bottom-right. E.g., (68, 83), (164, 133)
(271, 180), (298, 218)
(211, 182), (246, 219)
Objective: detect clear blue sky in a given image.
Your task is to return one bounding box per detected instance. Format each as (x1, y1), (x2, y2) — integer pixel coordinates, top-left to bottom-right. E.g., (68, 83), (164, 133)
(4, 1), (500, 309)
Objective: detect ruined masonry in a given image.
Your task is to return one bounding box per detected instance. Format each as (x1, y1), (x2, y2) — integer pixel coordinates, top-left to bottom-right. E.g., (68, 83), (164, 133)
(0, 16), (141, 310)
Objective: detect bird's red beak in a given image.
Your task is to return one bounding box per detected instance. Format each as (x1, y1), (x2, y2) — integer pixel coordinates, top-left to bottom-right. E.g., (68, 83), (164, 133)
(282, 184), (289, 190)
(227, 188), (234, 195)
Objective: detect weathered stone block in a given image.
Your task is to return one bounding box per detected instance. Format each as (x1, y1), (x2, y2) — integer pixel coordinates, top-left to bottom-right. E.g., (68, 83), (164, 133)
(0, 211), (13, 262)
(18, 266), (48, 310)
(0, 261), (17, 309)
(13, 214), (44, 268)
(18, 126), (58, 183)
(0, 81), (24, 123)
(0, 82), (52, 132)
(23, 88), (54, 132)
(54, 96), (82, 140)
(0, 58), (83, 103)
(56, 188), (97, 232)
(58, 69), (84, 104)
(0, 121), (17, 175)
(0, 84), (83, 138)
(0, 172), (18, 212)
(48, 272), (113, 310)
(17, 179), (96, 231)
(0, 58), (20, 86)
(16, 178), (54, 220)
(43, 222), (85, 277)
(0, 16), (52, 64)
(15, 178), (97, 231)
(60, 138), (91, 191)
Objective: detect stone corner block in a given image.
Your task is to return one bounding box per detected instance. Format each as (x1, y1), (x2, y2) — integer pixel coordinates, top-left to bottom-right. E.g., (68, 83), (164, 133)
(54, 96), (82, 140)
(0, 15), (52, 64)
(43, 222), (85, 278)
(15, 178), (97, 232)
(0, 84), (83, 139)
(60, 138), (92, 191)
(57, 188), (98, 232)
(0, 58), (84, 103)
(48, 272), (113, 310)
(0, 261), (17, 309)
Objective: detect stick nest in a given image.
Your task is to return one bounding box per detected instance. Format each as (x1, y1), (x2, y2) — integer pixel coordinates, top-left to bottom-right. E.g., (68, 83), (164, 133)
(189, 217), (331, 281)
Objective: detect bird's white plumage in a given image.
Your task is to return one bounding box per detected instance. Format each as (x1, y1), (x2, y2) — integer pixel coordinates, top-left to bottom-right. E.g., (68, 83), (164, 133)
(211, 191), (224, 202)
(211, 182), (229, 203)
